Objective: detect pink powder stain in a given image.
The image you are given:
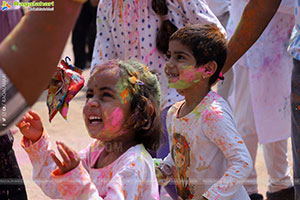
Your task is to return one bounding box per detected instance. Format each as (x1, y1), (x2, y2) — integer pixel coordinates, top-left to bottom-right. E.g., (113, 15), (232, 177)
(102, 107), (125, 136)
(181, 66), (204, 83)
(110, 108), (124, 127)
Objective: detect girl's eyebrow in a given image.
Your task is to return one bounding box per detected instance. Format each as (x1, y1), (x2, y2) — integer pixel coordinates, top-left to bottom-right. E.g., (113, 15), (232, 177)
(99, 87), (116, 93)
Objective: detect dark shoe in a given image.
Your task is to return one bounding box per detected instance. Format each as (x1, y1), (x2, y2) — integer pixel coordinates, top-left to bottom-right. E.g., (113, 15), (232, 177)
(266, 186), (295, 200)
(249, 193), (264, 200)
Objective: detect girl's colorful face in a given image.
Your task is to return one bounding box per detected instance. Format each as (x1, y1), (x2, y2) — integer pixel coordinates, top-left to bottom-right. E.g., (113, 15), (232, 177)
(83, 67), (132, 141)
(165, 40), (205, 90)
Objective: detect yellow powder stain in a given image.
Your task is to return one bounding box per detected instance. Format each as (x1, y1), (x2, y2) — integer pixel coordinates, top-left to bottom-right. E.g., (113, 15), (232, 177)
(131, 163), (135, 167)
(99, 50), (103, 57)
(237, 141), (244, 144)
(236, 170), (240, 173)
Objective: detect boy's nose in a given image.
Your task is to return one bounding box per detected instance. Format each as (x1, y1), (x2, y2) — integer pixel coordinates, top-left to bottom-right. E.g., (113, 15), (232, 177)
(165, 61), (175, 74)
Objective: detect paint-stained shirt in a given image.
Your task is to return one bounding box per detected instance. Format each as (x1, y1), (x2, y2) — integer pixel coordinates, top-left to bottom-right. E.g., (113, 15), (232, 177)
(288, 0), (300, 60)
(164, 91), (252, 200)
(227, 0), (294, 144)
(22, 134), (159, 200)
(91, 0), (225, 110)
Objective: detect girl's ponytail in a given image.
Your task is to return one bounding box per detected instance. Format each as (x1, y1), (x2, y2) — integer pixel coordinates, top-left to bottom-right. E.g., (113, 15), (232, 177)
(152, 0), (178, 55)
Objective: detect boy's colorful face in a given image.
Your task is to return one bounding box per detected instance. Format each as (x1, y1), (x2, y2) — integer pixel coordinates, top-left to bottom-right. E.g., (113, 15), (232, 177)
(83, 67), (132, 141)
(165, 40), (205, 90)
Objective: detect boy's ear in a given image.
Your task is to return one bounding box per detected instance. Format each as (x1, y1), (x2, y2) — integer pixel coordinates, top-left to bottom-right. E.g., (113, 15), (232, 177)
(203, 61), (217, 79)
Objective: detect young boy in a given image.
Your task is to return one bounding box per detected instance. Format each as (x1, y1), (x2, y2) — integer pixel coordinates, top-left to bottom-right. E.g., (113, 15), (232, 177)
(156, 24), (252, 200)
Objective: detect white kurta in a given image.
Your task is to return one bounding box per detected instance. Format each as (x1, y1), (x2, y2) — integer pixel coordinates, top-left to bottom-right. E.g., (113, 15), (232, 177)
(164, 91), (252, 200)
(227, 0), (295, 143)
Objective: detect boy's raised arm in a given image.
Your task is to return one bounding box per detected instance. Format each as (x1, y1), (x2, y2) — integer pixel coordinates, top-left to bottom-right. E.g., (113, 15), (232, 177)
(222, 0), (282, 74)
(0, 0), (83, 106)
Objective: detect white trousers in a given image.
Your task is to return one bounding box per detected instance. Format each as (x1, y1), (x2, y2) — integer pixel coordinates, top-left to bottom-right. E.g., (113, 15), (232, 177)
(228, 64), (292, 194)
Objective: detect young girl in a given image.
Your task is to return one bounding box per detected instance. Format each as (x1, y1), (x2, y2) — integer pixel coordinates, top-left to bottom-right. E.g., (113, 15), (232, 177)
(17, 60), (162, 199)
(91, 1), (225, 198)
(157, 24), (252, 200)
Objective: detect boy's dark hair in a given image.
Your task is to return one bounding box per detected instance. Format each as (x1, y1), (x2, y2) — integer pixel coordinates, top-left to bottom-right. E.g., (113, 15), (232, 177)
(170, 23), (227, 85)
(117, 60), (163, 151)
(152, 0), (178, 55)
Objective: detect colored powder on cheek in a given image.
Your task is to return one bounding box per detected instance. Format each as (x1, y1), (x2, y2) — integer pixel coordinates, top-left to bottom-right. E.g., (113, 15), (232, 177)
(110, 107), (124, 127)
(180, 65), (202, 83)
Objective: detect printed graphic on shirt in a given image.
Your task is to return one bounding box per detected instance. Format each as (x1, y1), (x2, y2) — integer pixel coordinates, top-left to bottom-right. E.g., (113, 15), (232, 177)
(171, 133), (193, 200)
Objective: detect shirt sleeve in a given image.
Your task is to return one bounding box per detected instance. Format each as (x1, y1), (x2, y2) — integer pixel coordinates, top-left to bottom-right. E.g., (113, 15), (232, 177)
(91, 1), (116, 72)
(21, 133), (63, 199)
(167, 0), (226, 37)
(22, 133), (93, 199)
(0, 68), (28, 136)
(201, 107), (252, 200)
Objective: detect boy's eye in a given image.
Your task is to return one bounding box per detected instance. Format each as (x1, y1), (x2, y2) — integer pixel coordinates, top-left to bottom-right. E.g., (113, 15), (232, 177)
(176, 55), (185, 60)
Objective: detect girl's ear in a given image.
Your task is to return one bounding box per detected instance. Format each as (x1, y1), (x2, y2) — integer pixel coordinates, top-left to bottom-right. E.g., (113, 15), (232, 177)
(203, 61), (217, 79)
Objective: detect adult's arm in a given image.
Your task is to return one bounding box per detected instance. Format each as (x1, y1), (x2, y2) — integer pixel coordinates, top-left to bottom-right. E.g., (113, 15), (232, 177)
(222, 0), (282, 74)
(0, 0), (83, 106)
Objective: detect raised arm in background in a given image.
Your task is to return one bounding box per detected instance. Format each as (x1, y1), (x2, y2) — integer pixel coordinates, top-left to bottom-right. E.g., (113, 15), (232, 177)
(222, 0), (282, 74)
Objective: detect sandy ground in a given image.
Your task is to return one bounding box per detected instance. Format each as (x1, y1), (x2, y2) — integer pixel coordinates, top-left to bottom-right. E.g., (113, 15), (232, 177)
(11, 35), (293, 200)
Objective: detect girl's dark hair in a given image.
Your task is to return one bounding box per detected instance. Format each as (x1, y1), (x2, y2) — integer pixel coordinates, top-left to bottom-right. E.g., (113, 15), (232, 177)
(152, 0), (178, 55)
(170, 24), (227, 86)
(117, 60), (163, 151)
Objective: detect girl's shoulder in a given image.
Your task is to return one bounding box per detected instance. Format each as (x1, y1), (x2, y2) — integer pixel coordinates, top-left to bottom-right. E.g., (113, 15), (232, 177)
(114, 144), (154, 171)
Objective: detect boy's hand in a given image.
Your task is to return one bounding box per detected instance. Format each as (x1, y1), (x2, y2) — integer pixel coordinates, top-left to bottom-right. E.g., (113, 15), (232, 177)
(16, 110), (44, 143)
(51, 141), (80, 175)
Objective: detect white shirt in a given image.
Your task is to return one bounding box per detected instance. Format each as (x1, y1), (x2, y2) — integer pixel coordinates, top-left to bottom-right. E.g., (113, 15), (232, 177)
(164, 91), (252, 200)
(227, 0), (294, 143)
